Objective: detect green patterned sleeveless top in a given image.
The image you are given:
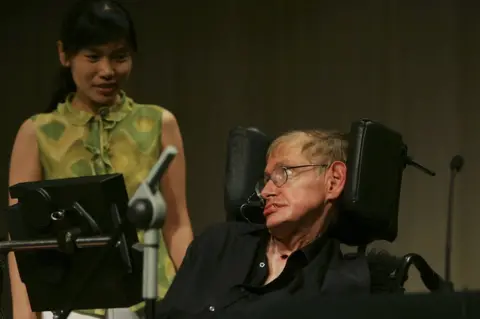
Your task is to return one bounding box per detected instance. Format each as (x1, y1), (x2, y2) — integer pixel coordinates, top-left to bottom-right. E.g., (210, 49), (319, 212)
(30, 92), (175, 317)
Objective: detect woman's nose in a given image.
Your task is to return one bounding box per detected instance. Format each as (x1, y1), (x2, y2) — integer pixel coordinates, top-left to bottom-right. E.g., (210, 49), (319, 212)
(98, 58), (114, 78)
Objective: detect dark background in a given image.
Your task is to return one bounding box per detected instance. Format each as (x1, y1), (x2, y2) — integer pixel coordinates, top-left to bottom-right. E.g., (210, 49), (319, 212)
(2, 0), (480, 317)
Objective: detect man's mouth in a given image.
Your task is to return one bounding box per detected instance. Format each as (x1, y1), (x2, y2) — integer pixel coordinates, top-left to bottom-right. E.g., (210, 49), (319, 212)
(263, 203), (285, 216)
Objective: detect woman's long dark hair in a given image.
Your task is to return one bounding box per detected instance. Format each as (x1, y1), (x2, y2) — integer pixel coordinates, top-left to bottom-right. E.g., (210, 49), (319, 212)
(47, 0), (138, 113)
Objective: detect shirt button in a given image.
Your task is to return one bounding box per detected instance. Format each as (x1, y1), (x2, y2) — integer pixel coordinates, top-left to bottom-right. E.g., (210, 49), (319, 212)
(209, 306), (215, 312)
(259, 262), (265, 268)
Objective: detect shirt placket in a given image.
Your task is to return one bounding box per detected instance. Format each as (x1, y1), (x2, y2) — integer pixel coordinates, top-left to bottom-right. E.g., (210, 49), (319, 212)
(87, 116), (114, 175)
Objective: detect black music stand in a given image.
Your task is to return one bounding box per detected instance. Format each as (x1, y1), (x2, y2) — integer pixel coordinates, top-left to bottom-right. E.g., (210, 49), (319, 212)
(0, 174), (143, 318)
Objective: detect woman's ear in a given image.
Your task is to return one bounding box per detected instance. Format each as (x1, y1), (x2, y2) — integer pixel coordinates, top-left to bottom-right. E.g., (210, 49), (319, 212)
(325, 161), (347, 201)
(57, 41), (70, 67)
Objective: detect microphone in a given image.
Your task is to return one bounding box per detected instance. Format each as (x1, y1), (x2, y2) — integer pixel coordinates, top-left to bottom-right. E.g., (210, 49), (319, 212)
(445, 154), (464, 284)
(449, 155), (464, 172)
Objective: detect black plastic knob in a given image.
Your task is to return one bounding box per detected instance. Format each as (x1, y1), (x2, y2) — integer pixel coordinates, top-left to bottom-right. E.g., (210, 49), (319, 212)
(128, 198), (154, 229)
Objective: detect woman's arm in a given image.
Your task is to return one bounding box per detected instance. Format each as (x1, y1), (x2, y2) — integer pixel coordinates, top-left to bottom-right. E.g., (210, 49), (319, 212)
(8, 119), (42, 319)
(160, 110), (194, 270)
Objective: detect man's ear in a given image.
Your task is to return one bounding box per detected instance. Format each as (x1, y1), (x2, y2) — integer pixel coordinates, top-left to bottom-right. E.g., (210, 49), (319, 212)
(57, 41), (70, 67)
(325, 161), (347, 201)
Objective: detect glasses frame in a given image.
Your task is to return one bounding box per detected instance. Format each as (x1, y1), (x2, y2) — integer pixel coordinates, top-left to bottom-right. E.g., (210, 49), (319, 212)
(256, 163), (329, 194)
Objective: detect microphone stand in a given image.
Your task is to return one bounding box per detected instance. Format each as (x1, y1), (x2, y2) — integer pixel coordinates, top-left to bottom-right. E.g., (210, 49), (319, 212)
(445, 155), (464, 283)
(127, 145), (178, 319)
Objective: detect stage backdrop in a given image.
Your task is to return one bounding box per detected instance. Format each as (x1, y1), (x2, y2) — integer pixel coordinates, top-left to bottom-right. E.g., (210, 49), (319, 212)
(1, 0), (480, 316)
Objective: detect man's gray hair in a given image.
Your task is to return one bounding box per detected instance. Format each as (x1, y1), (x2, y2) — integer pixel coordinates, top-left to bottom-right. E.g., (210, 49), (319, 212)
(267, 129), (348, 164)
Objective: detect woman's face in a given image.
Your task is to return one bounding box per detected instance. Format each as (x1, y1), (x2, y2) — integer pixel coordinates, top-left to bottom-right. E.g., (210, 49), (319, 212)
(59, 40), (132, 107)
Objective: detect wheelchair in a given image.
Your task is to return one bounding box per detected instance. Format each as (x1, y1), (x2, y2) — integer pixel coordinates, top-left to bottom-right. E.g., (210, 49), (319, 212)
(223, 118), (454, 294)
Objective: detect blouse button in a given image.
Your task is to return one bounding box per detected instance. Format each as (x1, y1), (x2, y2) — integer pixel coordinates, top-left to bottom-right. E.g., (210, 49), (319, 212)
(208, 306), (215, 312)
(259, 262), (266, 268)
(99, 108), (109, 118)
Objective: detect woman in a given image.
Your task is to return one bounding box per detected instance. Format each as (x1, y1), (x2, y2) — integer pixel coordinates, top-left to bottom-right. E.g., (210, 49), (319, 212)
(8, 0), (194, 318)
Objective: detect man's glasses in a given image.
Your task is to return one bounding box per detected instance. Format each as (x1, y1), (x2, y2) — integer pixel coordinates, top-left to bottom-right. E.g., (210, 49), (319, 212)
(255, 164), (329, 195)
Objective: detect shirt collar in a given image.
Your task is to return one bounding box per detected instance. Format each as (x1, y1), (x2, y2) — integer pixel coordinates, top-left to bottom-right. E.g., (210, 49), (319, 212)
(249, 224), (329, 262)
(300, 233), (329, 262)
(57, 91), (132, 126)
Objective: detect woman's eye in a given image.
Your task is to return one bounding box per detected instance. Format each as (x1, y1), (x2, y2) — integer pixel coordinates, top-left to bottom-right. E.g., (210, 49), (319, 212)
(113, 53), (129, 61)
(86, 54), (100, 61)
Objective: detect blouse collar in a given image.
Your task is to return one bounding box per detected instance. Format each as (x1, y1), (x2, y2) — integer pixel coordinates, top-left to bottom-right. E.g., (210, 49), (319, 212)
(57, 91), (132, 126)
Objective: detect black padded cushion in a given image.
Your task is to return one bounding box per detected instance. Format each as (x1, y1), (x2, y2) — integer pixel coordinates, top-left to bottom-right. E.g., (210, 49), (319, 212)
(331, 119), (405, 245)
(223, 127), (271, 223)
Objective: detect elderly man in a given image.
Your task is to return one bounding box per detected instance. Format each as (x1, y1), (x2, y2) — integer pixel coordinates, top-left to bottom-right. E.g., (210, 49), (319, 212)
(155, 129), (370, 319)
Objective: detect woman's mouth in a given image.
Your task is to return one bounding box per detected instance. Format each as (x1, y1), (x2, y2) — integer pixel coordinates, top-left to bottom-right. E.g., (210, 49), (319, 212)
(95, 84), (117, 95)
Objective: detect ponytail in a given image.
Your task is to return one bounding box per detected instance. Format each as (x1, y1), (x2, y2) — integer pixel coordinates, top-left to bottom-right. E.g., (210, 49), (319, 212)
(46, 67), (76, 113)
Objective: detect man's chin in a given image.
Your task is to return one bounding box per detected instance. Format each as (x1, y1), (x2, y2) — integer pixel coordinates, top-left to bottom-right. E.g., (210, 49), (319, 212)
(265, 213), (290, 231)
(266, 211), (303, 237)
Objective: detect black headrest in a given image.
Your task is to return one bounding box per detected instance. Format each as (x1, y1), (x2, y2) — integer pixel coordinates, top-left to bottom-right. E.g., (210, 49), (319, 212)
(223, 119), (433, 246)
(333, 119), (405, 245)
(223, 127), (272, 224)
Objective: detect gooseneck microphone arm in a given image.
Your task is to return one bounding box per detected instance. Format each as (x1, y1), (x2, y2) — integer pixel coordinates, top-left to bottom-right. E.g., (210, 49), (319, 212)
(445, 155), (464, 283)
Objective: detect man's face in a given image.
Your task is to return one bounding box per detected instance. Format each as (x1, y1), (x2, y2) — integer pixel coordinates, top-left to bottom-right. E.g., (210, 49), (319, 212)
(260, 143), (327, 231)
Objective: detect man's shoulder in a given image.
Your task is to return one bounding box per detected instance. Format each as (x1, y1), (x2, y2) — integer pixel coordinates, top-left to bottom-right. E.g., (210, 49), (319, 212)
(194, 221), (265, 246)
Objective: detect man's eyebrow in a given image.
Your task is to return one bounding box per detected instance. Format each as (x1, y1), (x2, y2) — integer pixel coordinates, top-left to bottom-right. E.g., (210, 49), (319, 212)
(277, 160), (295, 167)
(263, 161), (288, 175)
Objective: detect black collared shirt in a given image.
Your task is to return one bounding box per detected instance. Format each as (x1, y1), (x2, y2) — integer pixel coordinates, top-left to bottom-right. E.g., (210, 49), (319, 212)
(155, 221), (362, 319)
(241, 226), (330, 295)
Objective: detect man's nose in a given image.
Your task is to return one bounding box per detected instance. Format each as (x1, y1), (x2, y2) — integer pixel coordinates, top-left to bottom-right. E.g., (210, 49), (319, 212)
(260, 180), (277, 199)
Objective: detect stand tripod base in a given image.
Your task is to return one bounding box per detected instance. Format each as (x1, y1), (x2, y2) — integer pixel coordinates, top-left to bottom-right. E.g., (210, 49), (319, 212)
(52, 308), (146, 319)
(52, 310), (70, 319)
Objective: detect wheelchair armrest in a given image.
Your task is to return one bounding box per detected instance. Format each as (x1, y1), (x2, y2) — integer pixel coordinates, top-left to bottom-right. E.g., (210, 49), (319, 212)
(364, 250), (455, 294)
(396, 253), (454, 293)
